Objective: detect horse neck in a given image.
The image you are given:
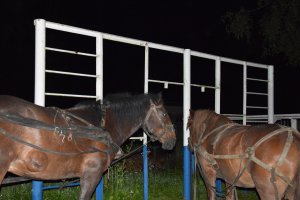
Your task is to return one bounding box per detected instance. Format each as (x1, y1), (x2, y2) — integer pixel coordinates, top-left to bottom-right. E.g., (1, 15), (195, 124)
(203, 113), (232, 136)
(105, 107), (147, 146)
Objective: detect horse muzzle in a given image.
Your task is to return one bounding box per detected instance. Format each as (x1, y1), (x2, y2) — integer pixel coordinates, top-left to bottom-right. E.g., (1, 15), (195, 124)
(162, 138), (176, 150)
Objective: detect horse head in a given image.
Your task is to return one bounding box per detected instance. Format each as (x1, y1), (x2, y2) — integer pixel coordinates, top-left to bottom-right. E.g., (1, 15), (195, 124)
(143, 94), (176, 150)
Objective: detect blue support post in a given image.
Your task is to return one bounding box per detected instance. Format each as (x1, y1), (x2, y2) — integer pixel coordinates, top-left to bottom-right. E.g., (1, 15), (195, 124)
(32, 181), (43, 200)
(183, 146), (191, 200)
(191, 153), (195, 174)
(216, 179), (222, 196)
(96, 178), (104, 200)
(143, 144), (148, 200)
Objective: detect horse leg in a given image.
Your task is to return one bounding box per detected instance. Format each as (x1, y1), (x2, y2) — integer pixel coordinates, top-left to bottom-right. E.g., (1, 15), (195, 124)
(252, 169), (287, 200)
(79, 157), (107, 200)
(200, 159), (217, 200)
(0, 149), (12, 184)
(284, 169), (300, 200)
(225, 183), (236, 200)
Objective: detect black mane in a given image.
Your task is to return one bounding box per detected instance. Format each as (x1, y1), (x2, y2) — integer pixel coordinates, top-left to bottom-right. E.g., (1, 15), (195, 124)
(103, 93), (162, 124)
(72, 93), (162, 125)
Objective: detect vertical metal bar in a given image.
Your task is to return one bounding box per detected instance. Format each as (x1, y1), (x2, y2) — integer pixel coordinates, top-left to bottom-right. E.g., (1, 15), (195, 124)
(143, 45), (149, 200)
(34, 19), (46, 106)
(183, 49), (191, 200)
(96, 178), (104, 200)
(96, 33), (103, 101)
(33, 18), (46, 200)
(143, 144), (148, 200)
(215, 57), (221, 114)
(291, 119), (298, 130)
(95, 33), (104, 200)
(243, 62), (247, 125)
(144, 45), (149, 94)
(268, 65), (274, 123)
(214, 57), (222, 195)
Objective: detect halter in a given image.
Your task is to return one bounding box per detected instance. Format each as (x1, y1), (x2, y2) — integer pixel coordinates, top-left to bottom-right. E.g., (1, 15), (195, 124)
(143, 102), (174, 142)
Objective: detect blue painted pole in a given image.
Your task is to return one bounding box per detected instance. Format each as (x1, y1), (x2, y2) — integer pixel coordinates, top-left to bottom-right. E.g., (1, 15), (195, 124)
(191, 153), (195, 174)
(183, 146), (191, 200)
(32, 181), (43, 200)
(216, 179), (222, 196)
(143, 144), (148, 200)
(43, 182), (80, 190)
(96, 178), (104, 200)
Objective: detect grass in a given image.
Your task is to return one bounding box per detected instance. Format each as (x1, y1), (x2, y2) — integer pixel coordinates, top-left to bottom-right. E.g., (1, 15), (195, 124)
(0, 169), (259, 200)
(0, 151), (259, 200)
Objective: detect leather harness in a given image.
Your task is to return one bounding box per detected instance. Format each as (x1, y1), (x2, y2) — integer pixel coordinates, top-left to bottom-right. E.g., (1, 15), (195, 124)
(193, 123), (297, 199)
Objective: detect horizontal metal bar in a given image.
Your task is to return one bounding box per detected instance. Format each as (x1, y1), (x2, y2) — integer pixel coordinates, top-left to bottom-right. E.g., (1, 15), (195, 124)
(42, 20), (272, 71)
(191, 51), (218, 60)
(246, 106), (268, 109)
(148, 79), (218, 90)
(44, 20), (184, 53)
(130, 137), (144, 141)
(44, 21), (100, 37)
(224, 114), (300, 121)
(147, 42), (184, 54)
(103, 33), (148, 47)
(220, 58), (268, 69)
(45, 93), (97, 98)
(246, 92), (268, 96)
(190, 83), (218, 90)
(148, 79), (184, 86)
(246, 120), (269, 123)
(246, 62), (269, 69)
(246, 77), (268, 82)
(275, 114), (300, 119)
(46, 47), (97, 57)
(46, 70), (97, 78)
(223, 113), (243, 117)
(43, 182), (80, 191)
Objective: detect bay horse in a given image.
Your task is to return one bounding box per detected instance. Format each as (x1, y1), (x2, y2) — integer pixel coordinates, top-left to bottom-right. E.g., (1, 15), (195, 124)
(0, 93), (176, 200)
(188, 109), (300, 200)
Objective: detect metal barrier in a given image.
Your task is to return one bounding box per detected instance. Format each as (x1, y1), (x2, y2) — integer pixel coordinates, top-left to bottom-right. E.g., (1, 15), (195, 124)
(34, 19), (274, 200)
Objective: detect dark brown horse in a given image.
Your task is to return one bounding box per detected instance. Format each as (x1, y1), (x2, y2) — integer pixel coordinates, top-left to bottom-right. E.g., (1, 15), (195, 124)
(0, 93), (176, 200)
(188, 109), (300, 200)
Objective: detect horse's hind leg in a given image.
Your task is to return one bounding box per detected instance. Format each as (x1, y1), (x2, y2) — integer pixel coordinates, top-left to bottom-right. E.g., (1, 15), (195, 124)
(79, 157), (106, 200)
(252, 171), (287, 200)
(0, 152), (11, 185)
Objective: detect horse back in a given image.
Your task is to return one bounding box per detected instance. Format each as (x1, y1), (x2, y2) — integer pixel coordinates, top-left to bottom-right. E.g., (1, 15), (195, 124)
(0, 95), (112, 179)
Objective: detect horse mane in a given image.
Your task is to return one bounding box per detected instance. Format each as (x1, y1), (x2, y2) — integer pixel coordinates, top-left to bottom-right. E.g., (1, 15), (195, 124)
(103, 93), (162, 124)
(198, 109), (232, 125)
(72, 99), (102, 109)
(71, 93), (162, 125)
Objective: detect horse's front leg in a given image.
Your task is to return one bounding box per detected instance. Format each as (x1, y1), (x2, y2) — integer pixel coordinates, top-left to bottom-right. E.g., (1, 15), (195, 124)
(225, 183), (236, 200)
(79, 157), (107, 200)
(199, 158), (217, 200)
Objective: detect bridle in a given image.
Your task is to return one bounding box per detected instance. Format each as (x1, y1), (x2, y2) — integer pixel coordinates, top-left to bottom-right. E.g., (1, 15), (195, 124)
(143, 102), (175, 142)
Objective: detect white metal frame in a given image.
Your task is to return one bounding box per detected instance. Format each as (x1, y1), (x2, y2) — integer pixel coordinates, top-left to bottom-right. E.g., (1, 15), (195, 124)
(34, 19), (274, 200)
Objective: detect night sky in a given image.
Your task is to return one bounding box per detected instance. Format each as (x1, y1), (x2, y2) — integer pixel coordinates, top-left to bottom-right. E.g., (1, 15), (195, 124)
(1, 1), (300, 114)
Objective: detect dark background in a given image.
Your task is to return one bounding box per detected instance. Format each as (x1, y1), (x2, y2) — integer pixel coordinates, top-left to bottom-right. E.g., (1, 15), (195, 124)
(1, 1), (299, 114)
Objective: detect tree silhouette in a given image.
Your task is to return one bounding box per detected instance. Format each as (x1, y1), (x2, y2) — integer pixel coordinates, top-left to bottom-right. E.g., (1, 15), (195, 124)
(223, 0), (300, 66)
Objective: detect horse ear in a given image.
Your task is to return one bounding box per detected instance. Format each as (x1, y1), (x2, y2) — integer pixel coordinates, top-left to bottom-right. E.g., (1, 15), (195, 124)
(187, 109), (195, 130)
(189, 109), (195, 118)
(157, 92), (163, 104)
